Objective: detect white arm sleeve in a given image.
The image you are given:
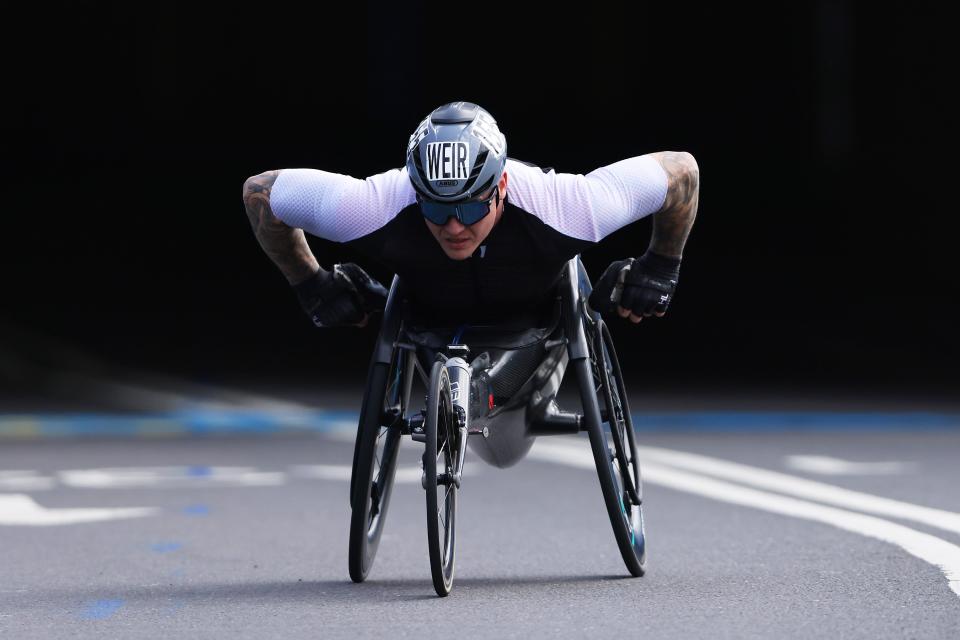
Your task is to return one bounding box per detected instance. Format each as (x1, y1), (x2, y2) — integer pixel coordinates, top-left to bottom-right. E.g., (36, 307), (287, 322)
(269, 167), (416, 242)
(506, 155), (669, 242)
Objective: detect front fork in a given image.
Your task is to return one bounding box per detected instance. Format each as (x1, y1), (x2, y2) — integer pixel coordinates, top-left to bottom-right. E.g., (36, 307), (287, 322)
(414, 347), (471, 490)
(442, 354), (471, 489)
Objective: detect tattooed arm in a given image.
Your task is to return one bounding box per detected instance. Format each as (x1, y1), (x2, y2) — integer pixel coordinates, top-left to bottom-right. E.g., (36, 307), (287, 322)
(587, 151), (699, 322)
(242, 170), (321, 284)
(648, 151), (700, 258)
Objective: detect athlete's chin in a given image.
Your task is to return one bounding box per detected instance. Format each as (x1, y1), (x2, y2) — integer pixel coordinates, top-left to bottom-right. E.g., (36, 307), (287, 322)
(441, 240), (476, 260)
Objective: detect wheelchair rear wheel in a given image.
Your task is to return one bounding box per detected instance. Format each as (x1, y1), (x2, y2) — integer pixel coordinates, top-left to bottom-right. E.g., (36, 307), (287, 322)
(348, 349), (413, 583)
(576, 317), (646, 577)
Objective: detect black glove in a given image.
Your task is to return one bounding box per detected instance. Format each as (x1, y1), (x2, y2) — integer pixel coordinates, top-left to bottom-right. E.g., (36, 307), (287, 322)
(292, 263), (388, 328)
(589, 252), (681, 317)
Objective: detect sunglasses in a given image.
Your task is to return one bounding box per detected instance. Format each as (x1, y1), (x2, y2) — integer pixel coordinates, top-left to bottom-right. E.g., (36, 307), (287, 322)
(417, 185), (500, 226)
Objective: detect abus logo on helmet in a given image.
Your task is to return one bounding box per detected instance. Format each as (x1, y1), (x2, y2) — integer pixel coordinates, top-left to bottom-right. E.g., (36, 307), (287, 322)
(425, 142), (470, 183)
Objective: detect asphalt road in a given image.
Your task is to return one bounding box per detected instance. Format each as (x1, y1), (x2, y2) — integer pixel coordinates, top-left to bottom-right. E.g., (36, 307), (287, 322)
(2, 428), (960, 639)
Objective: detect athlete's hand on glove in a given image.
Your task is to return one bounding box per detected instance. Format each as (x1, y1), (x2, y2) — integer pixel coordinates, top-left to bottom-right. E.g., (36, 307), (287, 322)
(588, 251), (681, 323)
(292, 263), (388, 328)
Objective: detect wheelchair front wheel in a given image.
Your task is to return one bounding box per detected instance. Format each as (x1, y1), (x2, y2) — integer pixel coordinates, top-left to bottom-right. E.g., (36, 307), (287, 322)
(423, 360), (459, 596)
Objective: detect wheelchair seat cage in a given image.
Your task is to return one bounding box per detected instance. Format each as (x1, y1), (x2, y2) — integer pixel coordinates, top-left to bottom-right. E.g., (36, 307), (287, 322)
(348, 256), (646, 596)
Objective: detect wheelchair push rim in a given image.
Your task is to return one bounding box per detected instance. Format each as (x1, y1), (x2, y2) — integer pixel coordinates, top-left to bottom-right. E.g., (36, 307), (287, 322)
(596, 320), (642, 507)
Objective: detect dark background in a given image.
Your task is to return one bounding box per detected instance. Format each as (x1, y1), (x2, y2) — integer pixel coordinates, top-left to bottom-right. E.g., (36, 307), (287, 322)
(5, 2), (957, 399)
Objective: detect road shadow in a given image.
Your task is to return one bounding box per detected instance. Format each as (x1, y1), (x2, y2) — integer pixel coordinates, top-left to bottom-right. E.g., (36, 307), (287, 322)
(6, 573), (638, 608)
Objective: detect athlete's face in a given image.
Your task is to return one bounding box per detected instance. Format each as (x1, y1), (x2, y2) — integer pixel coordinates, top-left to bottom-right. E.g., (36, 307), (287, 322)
(424, 171), (508, 260)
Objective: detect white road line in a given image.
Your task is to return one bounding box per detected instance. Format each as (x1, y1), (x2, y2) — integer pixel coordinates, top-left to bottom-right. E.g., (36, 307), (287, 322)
(637, 446), (960, 535)
(59, 467), (286, 489)
(0, 494), (157, 526)
(0, 471), (55, 491)
(529, 439), (960, 599)
(785, 455), (914, 475)
(293, 464), (417, 483)
(291, 464), (477, 483)
(322, 429), (428, 451)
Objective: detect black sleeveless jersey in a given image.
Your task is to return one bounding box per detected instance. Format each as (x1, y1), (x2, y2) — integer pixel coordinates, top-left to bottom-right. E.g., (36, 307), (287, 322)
(346, 197), (594, 327)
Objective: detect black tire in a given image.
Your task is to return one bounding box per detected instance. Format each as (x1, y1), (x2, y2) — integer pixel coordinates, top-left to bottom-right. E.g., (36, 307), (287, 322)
(348, 349), (412, 583)
(423, 360), (458, 596)
(575, 319), (646, 577)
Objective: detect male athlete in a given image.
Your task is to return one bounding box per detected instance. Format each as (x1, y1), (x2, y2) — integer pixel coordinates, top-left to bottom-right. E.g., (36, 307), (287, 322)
(242, 101), (699, 336)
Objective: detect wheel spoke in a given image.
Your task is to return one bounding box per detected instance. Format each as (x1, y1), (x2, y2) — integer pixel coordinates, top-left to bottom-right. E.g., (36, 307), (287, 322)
(438, 485), (453, 527)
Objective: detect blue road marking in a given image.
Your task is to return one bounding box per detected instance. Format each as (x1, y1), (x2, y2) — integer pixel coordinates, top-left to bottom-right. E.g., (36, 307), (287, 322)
(0, 409), (359, 438)
(1, 409), (958, 438)
(186, 466), (212, 477)
(151, 542), (182, 553)
(183, 504), (210, 516)
(81, 599), (124, 620)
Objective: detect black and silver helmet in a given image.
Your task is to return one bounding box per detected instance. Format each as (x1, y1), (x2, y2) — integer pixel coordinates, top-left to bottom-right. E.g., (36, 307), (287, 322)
(405, 101), (507, 203)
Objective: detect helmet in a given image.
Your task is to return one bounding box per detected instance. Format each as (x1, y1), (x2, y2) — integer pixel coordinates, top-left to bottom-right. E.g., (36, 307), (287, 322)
(405, 101), (507, 203)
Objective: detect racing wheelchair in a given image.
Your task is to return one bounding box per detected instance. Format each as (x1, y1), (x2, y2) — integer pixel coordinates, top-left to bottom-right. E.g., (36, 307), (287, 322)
(347, 256), (645, 596)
